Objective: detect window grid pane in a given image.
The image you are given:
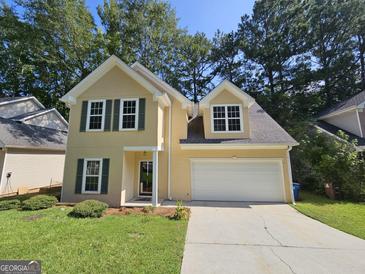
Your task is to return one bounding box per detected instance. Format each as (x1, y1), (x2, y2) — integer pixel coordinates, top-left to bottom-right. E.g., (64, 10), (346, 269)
(213, 105), (241, 132)
(122, 100), (137, 129)
(88, 101), (104, 130)
(85, 160), (100, 192)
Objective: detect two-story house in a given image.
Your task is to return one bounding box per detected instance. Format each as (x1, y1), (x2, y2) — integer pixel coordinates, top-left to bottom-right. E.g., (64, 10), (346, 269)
(60, 55), (298, 207)
(316, 91), (365, 152)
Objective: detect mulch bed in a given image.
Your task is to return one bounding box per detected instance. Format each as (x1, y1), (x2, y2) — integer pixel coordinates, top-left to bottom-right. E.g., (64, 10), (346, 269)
(105, 207), (175, 217)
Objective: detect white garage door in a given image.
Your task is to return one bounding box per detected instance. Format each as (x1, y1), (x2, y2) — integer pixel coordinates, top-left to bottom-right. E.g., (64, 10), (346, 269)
(191, 159), (285, 202)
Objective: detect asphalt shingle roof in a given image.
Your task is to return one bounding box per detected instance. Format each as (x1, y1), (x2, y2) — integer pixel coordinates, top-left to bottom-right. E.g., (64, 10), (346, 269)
(181, 103), (298, 145)
(319, 90), (365, 117)
(0, 117), (67, 150)
(0, 96), (32, 104)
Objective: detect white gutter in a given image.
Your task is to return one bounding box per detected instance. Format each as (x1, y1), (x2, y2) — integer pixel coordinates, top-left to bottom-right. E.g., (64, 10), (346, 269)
(168, 105), (172, 200)
(287, 146), (296, 205)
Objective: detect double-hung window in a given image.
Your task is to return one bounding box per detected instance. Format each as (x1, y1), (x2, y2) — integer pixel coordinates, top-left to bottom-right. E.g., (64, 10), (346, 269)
(212, 104), (243, 132)
(120, 98), (139, 130)
(82, 159), (102, 194)
(86, 100), (105, 131)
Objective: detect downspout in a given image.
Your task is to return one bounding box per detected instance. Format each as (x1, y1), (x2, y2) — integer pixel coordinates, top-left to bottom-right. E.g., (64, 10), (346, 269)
(287, 146), (296, 205)
(167, 104), (172, 200)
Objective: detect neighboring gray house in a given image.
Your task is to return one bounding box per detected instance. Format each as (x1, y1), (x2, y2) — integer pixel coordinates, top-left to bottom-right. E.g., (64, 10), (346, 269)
(316, 91), (365, 151)
(0, 96), (68, 195)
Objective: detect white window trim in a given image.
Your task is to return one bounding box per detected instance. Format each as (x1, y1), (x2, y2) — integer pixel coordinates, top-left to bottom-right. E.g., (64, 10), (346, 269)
(86, 99), (106, 132)
(210, 104), (244, 133)
(82, 158), (103, 194)
(119, 98), (139, 131)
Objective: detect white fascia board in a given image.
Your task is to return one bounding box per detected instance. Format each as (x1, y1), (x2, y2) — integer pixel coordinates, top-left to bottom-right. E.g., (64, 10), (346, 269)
(180, 143), (292, 150)
(131, 62), (192, 108)
(154, 93), (171, 108)
(61, 55), (163, 106)
(200, 80), (255, 108)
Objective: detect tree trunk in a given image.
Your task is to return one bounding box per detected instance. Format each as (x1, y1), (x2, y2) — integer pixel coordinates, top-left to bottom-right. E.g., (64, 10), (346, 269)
(358, 35), (365, 90)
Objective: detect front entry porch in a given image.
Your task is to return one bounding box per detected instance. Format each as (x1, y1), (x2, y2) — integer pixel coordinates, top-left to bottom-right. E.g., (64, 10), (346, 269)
(121, 146), (162, 206)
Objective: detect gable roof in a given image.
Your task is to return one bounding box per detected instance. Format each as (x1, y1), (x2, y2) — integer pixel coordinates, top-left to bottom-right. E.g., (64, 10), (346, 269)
(0, 96), (44, 108)
(61, 55), (168, 106)
(318, 90), (365, 119)
(10, 108), (68, 126)
(199, 80), (255, 108)
(131, 62), (192, 109)
(0, 117), (67, 151)
(181, 103), (298, 146)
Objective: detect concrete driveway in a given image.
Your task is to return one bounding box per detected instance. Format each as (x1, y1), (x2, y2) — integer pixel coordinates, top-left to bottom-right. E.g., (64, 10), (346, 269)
(181, 202), (365, 274)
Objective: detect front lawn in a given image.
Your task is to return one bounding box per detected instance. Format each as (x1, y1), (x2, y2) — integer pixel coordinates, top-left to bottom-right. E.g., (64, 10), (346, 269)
(0, 207), (187, 273)
(293, 191), (365, 239)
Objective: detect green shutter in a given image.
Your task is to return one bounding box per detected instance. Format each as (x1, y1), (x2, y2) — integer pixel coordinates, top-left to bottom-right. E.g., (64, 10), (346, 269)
(75, 159), (84, 194)
(113, 99), (120, 131)
(104, 100), (112, 131)
(138, 98), (146, 130)
(80, 101), (88, 132)
(101, 159), (110, 194)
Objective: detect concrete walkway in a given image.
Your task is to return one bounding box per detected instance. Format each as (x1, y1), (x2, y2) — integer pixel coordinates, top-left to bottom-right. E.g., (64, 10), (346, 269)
(181, 202), (365, 274)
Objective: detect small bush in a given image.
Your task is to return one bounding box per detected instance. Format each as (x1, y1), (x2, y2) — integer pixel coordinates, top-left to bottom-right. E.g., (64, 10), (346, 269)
(70, 200), (108, 218)
(171, 201), (190, 220)
(0, 199), (21, 211)
(142, 205), (155, 214)
(21, 195), (58, 210)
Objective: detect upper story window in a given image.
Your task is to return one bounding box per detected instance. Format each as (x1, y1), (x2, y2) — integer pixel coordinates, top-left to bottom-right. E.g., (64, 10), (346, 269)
(120, 98), (139, 130)
(82, 159), (102, 194)
(87, 100), (105, 131)
(212, 104), (243, 132)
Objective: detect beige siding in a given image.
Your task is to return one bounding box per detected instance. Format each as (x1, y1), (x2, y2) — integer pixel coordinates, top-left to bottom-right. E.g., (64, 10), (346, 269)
(0, 99), (41, 118)
(122, 152), (135, 202)
(0, 148), (65, 194)
(323, 110), (362, 137)
(61, 66), (161, 207)
(202, 89), (250, 139)
(24, 111), (68, 131)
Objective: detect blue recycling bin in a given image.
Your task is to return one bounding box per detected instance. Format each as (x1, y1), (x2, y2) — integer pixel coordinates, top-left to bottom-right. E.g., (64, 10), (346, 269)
(292, 182), (301, 201)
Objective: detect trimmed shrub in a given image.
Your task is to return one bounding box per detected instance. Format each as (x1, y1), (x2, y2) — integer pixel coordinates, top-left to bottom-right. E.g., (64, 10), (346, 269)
(21, 195), (58, 210)
(171, 201), (190, 220)
(0, 199), (21, 211)
(69, 200), (108, 218)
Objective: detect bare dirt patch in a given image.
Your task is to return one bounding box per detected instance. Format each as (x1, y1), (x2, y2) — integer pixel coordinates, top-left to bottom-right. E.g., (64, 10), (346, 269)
(23, 214), (44, 221)
(105, 207), (175, 217)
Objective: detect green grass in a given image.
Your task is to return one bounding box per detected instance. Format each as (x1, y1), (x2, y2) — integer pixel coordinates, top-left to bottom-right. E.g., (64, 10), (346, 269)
(0, 207), (187, 274)
(293, 191), (365, 239)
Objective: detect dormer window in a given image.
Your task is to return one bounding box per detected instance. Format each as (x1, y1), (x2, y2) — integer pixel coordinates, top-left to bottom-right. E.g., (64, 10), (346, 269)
(120, 98), (139, 130)
(211, 104), (243, 133)
(86, 100), (105, 131)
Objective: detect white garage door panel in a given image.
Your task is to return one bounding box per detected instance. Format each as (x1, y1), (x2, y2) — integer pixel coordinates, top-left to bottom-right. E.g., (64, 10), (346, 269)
(191, 160), (285, 202)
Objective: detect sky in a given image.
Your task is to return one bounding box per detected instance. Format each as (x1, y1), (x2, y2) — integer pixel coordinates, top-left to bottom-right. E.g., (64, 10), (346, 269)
(6, 0), (255, 38)
(86, 0), (255, 38)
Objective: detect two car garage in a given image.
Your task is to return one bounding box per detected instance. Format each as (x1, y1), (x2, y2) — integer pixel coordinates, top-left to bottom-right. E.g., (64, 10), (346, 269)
(191, 159), (286, 202)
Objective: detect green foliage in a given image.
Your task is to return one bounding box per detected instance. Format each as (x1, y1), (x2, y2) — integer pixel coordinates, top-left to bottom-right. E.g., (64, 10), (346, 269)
(0, 199), (20, 211)
(21, 195), (58, 211)
(70, 200), (108, 218)
(291, 124), (365, 200)
(171, 201), (190, 220)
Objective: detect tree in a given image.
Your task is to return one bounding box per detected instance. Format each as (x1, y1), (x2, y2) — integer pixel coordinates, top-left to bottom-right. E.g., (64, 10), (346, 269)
(307, 0), (359, 107)
(97, 0), (184, 85)
(210, 30), (246, 87)
(175, 33), (213, 102)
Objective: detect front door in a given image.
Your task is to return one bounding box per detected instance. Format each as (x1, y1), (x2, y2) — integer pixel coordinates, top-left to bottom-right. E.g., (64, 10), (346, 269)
(139, 161), (153, 196)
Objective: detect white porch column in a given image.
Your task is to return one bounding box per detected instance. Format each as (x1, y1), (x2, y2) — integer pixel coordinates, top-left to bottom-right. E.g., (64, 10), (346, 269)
(152, 151), (159, 206)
